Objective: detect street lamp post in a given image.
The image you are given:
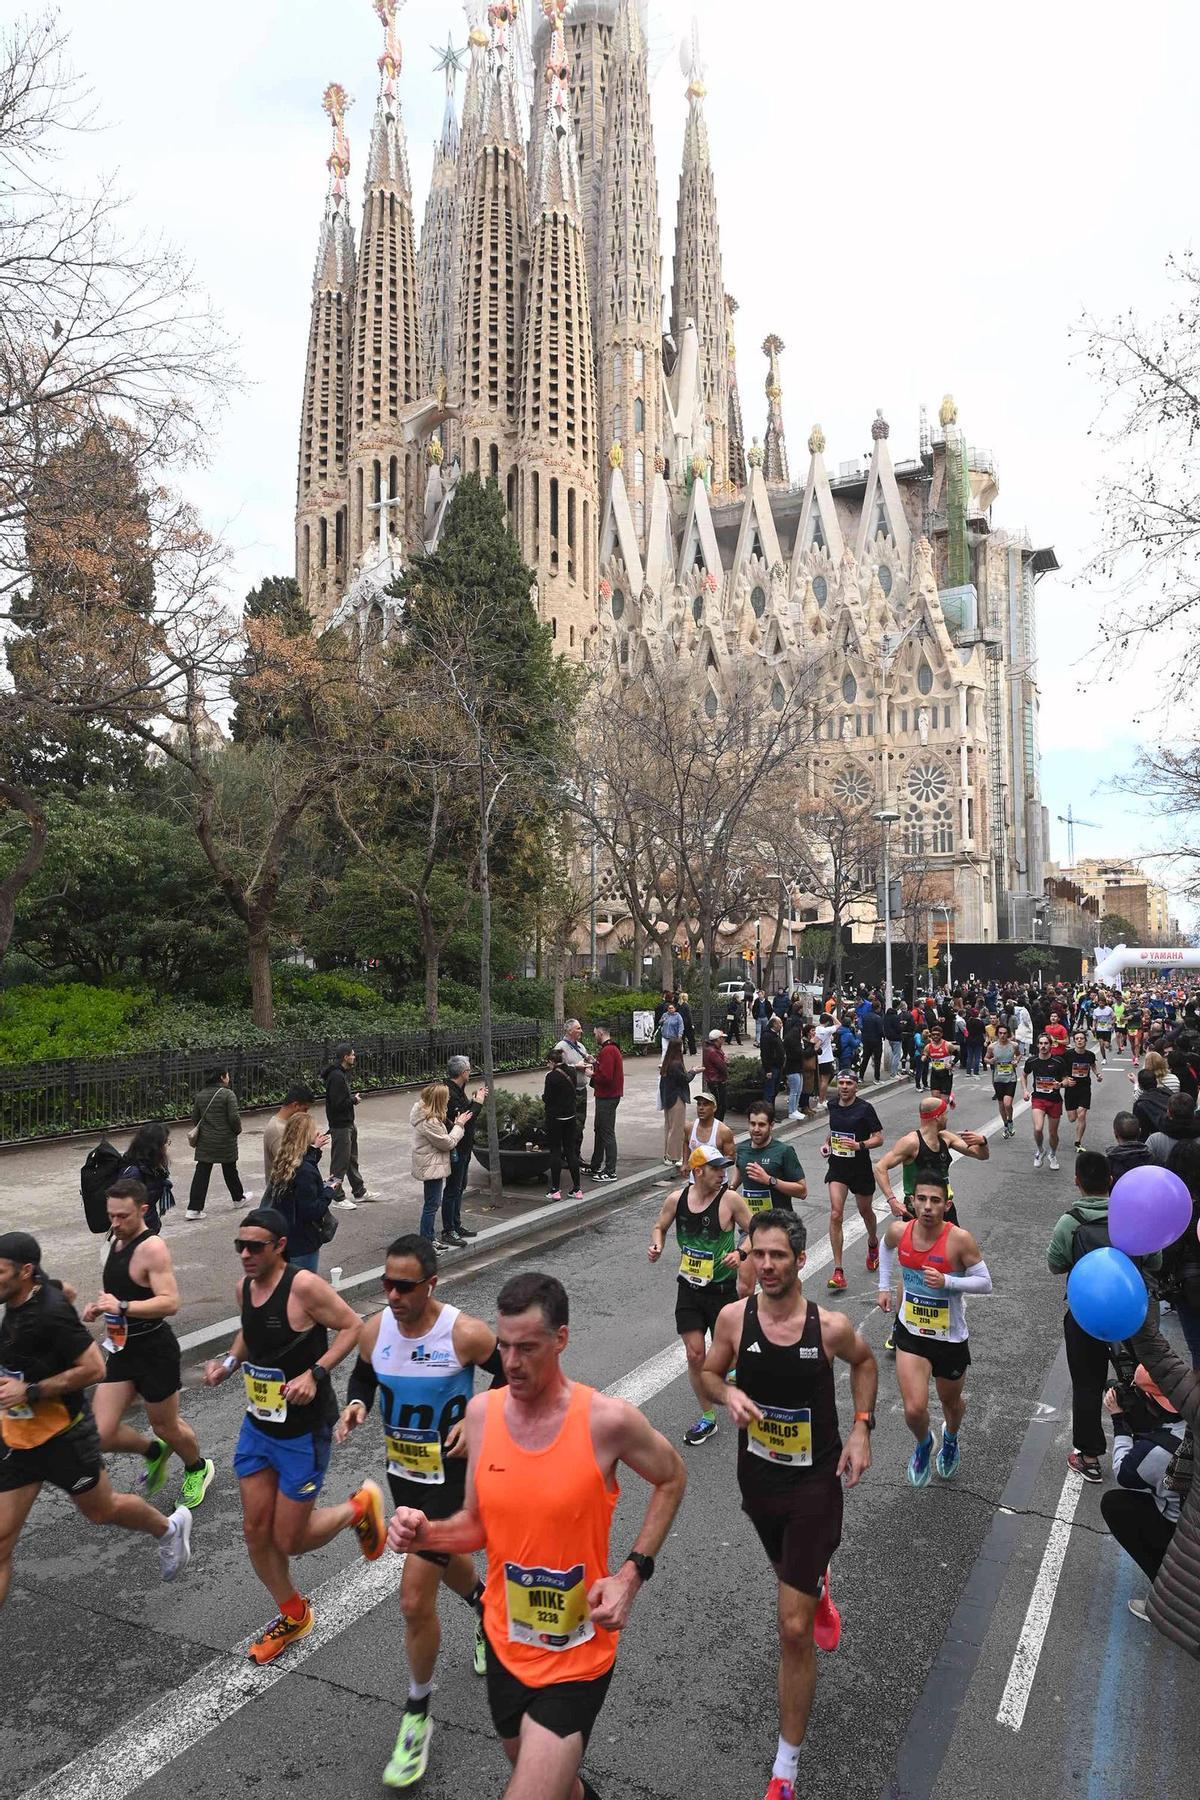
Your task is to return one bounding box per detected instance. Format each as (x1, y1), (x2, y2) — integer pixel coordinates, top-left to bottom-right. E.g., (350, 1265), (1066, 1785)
(932, 902), (953, 993)
(873, 808), (901, 1009)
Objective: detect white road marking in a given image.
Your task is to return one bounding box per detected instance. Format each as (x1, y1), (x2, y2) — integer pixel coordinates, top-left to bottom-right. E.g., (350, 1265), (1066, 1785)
(995, 1467), (1085, 1731)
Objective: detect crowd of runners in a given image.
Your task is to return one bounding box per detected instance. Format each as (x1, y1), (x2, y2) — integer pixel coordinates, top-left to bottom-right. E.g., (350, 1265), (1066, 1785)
(2, 974), (1199, 1800)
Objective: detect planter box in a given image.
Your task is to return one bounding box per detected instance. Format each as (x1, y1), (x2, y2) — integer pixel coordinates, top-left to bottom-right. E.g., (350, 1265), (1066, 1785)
(472, 1144), (552, 1184)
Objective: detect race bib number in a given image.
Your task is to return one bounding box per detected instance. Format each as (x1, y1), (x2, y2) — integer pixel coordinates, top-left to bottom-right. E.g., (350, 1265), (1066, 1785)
(930, 1055), (950, 1071)
(830, 1133), (858, 1158)
(385, 1427), (445, 1485)
(901, 1290), (951, 1339)
(747, 1404), (812, 1466)
(744, 1188), (773, 1215)
(102, 1312), (128, 1354)
(504, 1562), (595, 1651)
(1034, 1078), (1057, 1096)
(1073, 1062), (1090, 1081)
(242, 1363), (288, 1423)
(679, 1247), (716, 1286)
(0, 1366), (32, 1420)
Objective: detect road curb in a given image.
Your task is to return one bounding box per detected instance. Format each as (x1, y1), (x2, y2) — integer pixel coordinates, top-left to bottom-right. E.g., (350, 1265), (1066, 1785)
(179, 1070), (911, 1356)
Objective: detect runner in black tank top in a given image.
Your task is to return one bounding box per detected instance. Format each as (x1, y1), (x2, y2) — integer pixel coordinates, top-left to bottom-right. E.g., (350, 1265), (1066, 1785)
(83, 1179), (215, 1513)
(698, 1208), (878, 1799)
(240, 1261), (335, 1440)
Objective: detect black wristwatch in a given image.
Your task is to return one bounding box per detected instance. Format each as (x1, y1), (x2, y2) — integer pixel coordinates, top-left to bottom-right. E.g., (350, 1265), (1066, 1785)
(625, 1551), (655, 1583)
(311, 1364), (331, 1385)
(25, 1382), (42, 1406)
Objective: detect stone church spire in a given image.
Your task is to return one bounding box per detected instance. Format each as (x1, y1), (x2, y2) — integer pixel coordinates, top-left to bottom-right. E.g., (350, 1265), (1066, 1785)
(418, 37), (465, 411)
(519, 0), (599, 658)
(348, 0), (422, 566)
(670, 24), (729, 491)
(761, 334), (789, 488)
(457, 2), (531, 524)
(598, 0), (662, 545)
(296, 84), (357, 626)
(725, 293), (746, 489)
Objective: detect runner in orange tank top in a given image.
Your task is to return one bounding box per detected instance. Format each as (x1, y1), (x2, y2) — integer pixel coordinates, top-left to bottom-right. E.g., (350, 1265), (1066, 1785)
(387, 1270), (686, 1800)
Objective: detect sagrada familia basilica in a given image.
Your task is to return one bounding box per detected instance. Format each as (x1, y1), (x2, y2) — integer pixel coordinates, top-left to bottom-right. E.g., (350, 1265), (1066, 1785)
(294, 0), (1056, 943)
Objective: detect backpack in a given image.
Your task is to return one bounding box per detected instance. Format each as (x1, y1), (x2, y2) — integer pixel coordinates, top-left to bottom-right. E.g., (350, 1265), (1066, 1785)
(81, 1140), (124, 1234)
(1067, 1205), (1113, 1264)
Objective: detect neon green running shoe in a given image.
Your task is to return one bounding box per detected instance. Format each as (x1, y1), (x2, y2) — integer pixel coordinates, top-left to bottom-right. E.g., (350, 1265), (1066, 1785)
(473, 1616), (487, 1676)
(139, 1438), (170, 1497)
(180, 1458), (215, 1509)
(383, 1711), (432, 1789)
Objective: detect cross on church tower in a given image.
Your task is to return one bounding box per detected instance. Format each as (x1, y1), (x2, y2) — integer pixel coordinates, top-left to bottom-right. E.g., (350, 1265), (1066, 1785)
(366, 491), (405, 565)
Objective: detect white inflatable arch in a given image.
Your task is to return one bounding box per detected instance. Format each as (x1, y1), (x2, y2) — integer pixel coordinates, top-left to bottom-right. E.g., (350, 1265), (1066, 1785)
(1092, 943), (1200, 988)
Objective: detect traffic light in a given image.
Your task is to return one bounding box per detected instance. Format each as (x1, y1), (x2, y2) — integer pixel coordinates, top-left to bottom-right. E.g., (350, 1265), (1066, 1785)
(927, 939), (939, 970)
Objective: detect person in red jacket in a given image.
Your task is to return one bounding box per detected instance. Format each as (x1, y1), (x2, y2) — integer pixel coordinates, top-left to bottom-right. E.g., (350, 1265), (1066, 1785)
(703, 1029), (730, 1120)
(587, 1024), (625, 1182)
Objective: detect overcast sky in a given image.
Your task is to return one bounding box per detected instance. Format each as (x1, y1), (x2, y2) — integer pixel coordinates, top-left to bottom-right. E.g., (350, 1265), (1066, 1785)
(53, 0), (1200, 922)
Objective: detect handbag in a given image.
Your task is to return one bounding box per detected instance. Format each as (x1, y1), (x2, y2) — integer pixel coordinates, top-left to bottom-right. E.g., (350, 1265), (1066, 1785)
(187, 1087), (223, 1149)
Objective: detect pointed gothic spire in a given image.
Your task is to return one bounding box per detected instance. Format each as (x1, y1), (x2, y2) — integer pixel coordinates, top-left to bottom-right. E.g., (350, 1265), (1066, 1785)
(520, 0), (599, 658)
(761, 334), (789, 488)
(419, 39), (465, 406)
(725, 295), (746, 489)
(598, 0), (663, 546)
(296, 84), (357, 625)
(670, 22), (730, 491)
(349, 0), (422, 565)
(528, 0), (615, 341)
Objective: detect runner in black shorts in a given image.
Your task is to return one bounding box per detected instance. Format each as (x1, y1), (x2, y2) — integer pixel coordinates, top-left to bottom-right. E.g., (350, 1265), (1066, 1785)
(649, 1144), (752, 1446)
(82, 1179), (214, 1511)
(0, 1229), (192, 1608)
(702, 1211), (876, 1800)
(984, 1023), (1020, 1137)
(1063, 1029), (1102, 1152)
(821, 1069), (883, 1293)
(923, 1023), (959, 1100)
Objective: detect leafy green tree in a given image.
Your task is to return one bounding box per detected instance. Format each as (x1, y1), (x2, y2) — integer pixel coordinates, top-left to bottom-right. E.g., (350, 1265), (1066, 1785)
(1101, 911), (1140, 947)
(231, 575), (314, 743)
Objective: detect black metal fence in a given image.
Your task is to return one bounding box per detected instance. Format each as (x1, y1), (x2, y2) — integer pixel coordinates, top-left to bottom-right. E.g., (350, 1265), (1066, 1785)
(0, 1020), (563, 1148)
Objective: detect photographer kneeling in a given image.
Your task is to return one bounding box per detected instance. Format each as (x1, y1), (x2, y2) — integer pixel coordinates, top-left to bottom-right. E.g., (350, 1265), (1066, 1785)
(1100, 1366), (1188, 1620)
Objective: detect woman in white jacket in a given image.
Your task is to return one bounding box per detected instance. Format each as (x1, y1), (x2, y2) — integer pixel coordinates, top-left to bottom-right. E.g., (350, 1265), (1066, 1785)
(410, 1083), (465, 1246)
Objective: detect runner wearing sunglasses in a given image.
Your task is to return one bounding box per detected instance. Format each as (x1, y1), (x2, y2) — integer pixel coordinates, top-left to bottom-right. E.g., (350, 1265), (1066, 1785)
(203, 1207), (384, 1665)
(336, 1234), (505, 1790)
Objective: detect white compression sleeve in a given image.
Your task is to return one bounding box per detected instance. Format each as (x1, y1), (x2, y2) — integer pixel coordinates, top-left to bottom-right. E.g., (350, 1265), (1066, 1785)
(878, 1234), (897, 1291)
(943, 1259), (993, 1296)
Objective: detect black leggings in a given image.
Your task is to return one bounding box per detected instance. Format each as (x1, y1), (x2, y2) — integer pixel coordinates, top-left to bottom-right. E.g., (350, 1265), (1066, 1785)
(1100, 1488), (1175, 1581)
(189, 1161), (244, 1212)
(546, 1117), (580, 1193)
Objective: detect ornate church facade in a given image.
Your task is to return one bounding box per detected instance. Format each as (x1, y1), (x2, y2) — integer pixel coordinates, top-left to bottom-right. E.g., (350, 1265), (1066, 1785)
(293, 0), (1054, 943)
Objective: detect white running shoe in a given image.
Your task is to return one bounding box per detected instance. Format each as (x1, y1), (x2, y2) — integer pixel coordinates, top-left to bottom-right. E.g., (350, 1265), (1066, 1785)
(159, 1505), (193, 1581)
(1033, 1149), (1044, 1169)
(1047, 1151), (1060, 1171)
(333, 1196), (358, 1210)
(184, 1209), (202, 1220)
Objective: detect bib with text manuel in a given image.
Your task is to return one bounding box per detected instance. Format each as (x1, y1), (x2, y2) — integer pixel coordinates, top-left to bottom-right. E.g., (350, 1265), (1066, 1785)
(747, 1404), (812, 1466)
(504, 1561), (595, 1651)
(242, 1363), (288, 1423)
(385, 1427), (445, 1485)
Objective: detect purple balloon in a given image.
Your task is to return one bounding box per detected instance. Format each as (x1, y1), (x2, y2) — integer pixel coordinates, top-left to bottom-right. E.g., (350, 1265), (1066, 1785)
(1109, 1164), (1192, 1257)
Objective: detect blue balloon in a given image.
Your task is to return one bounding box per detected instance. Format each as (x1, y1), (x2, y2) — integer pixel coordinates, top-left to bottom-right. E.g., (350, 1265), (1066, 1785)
(1067, 1247), (1149, 1342)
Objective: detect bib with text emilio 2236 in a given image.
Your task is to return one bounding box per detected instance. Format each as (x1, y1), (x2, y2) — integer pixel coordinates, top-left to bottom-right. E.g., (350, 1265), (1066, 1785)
(385, 1427), (445, 1485)
(747, 1404), (812, 1466)
(678, 1247), (716, 1287)
(504, 1561), (595, 1651)
(242, 1363), (288, 1423)
(901, 1288), (951, 1340)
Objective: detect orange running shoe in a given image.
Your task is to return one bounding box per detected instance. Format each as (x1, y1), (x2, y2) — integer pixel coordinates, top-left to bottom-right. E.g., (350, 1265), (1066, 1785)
(865, 1240), (880, 1274)
(247, 1602), (314, 1664)
(827, 1267), (847, 1291)
(814, 1569), (842, 1653)
(352, 1478), (386, 1562)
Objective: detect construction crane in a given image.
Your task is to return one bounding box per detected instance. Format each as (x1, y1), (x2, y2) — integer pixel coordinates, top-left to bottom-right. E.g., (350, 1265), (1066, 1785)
(1057, 805), (1101, 868)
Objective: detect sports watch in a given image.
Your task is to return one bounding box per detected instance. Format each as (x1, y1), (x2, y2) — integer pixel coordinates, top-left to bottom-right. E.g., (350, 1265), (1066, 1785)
(854, 1410), (876, 1432)
(624, 1551), (655, 1583)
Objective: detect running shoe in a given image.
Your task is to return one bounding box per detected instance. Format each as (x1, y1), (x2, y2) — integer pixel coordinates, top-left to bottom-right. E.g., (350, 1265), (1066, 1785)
(456, 1224), (479, 1238)
(764, 1781), (795, 1800)
(827, 1267), (847, 1291)
(157, 1504), (192, 1581)
(140, 1436), (170, 1497)
(351, 1478), (386, 1561)
(545, 1189), (562, 1201)
(450, 1230), (472, 1246)
(813, 1570), (842, 1652)
(247, 1602), (314, 1664)
(569, 1189), (585, 1201)
(883, 1330), (895, 1354)
(333, 1195), (358, 1210)
(1033, 1149), (1044, 1169)
(683, 1415), (718, 1447)
(1128, 1596), (1150, 1622)
(473, 1616), (487, 1676)
(936, 1431), (961, 1480)
(1047, 1151), (1060, 1171)
(865, 1240), (880, 1274)
(184, 1209), (202, 1220)
(180, 1457), (215, 1509)
(1067, 1450), (1103, 1484)
(1075, 1143), (1084, 1155)
(435, 1236), (460, 1252)
(597, 1172), (617, 1183)
(907, 1434), (934, 1488)
(383, 1713), (432, 1790)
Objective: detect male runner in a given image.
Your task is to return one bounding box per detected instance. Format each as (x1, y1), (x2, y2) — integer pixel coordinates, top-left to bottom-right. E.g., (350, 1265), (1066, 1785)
(1063, 1028), (1102, 1152)
(871, 1096), (990, 1225)
(877, 1174), (993, 1485)
(0, 1230), (191, 1607)
(1021, 1032), (1067, 1170)
(1113, 995), (1128, 1055)
(923, 1022), (959, 1102)
(648, 1144), (753, 1445)
(735, 1101), (808, 1297)
(821, 1069), (883, 1293)
(701, 1210), (876, 1800)
(984, 1021), (1020, 1136)
(202, 1206), (385, 1662)
(1092, 998), (1115, 1063)
(687, 1089), (738, 1163)
(81, 1178), (214, 1509)
(336, 1235), (506, 1789)
(386, 1270), (687, 1800)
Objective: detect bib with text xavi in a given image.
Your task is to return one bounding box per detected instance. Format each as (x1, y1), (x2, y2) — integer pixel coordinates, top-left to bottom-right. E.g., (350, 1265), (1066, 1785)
(747, 1404), (813, 1466)
(504, 1561), (595, 1651)
(385, 1427), (445, 1485)
(242, 1363), (288, 1423)
(678, 1247), (716, 1287)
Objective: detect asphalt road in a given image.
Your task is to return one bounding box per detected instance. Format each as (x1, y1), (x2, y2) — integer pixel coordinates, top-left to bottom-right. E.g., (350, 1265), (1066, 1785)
(3, 1056), (1198, 1800)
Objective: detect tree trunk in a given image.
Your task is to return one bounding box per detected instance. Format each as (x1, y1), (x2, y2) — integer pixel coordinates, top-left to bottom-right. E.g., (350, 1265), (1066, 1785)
(417, 900), (440, 1029)
(833, 907), (844, 1006)
(477, 763), (502, 1203)
(552, 947), (566, 1024)
(630, 914), (643, 989)
(659, 940), (674, 992)
(248, 927), (274, 1029)
(0, 777), (49, 964)
(698, 907), (713, 1037)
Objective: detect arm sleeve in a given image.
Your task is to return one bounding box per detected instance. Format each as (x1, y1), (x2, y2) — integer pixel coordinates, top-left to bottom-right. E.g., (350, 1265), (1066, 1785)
(346, 1355), (378, 1412)
(943, 1260), (993, 1296)
(477, 1343), (507, 1388)
(878, 1234), (897, 1290)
